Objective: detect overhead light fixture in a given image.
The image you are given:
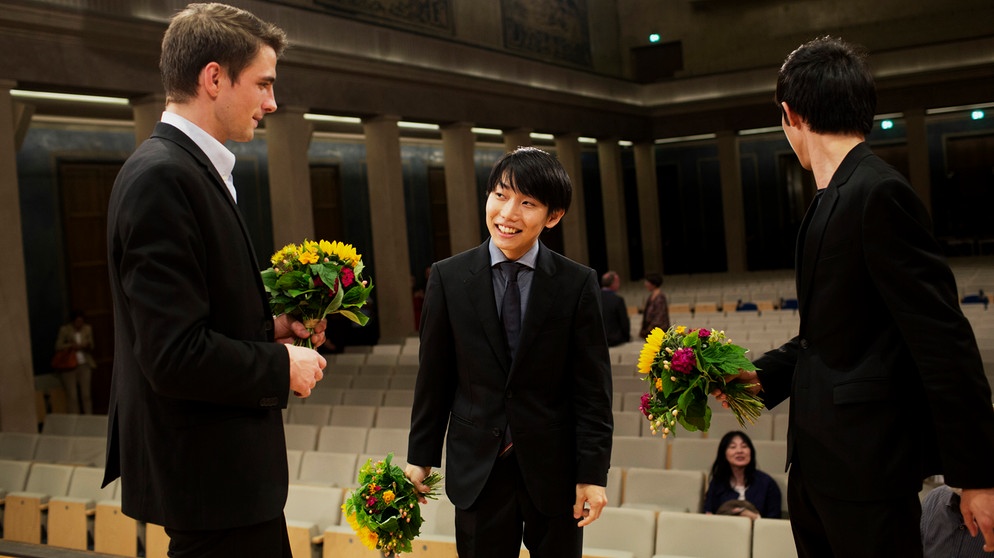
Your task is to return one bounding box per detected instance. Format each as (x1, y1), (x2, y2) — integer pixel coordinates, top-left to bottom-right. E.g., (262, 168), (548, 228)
(10, 89), (129, 105)
(471, 127), (502, 136)
(397, 121), (439, 130)
(529, 132), (554, 141)
(618, 140), (633, 147)
(578, 137), (597, 144)
(303, 114), (361, 124)
(655, 133), (716, 145)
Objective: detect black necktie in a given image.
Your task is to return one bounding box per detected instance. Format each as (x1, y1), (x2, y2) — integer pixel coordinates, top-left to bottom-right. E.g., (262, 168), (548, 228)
(500, 261), (524, 358)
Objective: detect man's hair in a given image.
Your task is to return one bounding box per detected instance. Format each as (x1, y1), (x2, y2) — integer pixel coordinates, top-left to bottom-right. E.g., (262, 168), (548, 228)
(775, 36), (876, 136)
(486, 147), (572, 216)
(644, 273), (663, 288)
(600, 271), (618, 288)
(160, 3), (288, 104)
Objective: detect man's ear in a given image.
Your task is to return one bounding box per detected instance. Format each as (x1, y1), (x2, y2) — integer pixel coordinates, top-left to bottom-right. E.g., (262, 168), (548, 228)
(545, 209), (565, 229)
(781, 102), (801, 129)
(200, 62), (223, 99)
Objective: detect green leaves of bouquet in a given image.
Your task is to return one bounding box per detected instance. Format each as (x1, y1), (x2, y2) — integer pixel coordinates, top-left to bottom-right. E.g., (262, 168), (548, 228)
(261, 239), (374, 347)
(638, 325), (763, 436)
(342, 454), (443, 555)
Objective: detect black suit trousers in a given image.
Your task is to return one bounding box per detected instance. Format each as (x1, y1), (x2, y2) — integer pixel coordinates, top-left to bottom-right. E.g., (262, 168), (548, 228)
(165, 513), (291, 558)
(455, 454), (582, 558)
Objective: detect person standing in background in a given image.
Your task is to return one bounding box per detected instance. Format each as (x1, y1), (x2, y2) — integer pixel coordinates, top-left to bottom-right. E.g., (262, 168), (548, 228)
(54, 310), (96, 414)
(102, 4), (326, 557)
(599, 270), (631, 347)
(638, 272), (669, 339)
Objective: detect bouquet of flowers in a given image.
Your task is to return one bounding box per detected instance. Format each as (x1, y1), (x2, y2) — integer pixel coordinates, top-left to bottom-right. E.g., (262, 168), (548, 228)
(638, 325), (763, 437)
(261, 239), (373, 347)
(342, 454), (443, 556)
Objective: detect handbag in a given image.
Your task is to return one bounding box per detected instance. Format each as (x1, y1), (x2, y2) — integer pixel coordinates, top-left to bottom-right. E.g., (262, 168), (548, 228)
(51, 348), (78, 370)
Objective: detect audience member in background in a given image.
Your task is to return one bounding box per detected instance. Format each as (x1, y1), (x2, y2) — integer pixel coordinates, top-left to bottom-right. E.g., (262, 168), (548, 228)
(599, 270), (631, 347)
(54, 310), (96, 414)
(703, 431), (781, 520)
(717, 36), (994, 557)
(922, 483), (989, 558)
(102, 5), (326, 557)
(406, 147), (613, 558)
(638, 272), (669, 339)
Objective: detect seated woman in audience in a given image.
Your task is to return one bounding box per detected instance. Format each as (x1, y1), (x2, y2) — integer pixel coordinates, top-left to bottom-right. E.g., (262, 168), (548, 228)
(703, 430), (782, 519)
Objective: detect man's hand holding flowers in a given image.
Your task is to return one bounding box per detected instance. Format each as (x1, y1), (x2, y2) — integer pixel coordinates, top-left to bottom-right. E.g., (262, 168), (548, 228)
(711, 369), (763, 408)
(275, 314), (327, 398)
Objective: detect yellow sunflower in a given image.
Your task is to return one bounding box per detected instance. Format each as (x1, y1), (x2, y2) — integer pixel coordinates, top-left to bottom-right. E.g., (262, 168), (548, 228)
(637, 327), (665, 374)
(329, 241), (361, 264)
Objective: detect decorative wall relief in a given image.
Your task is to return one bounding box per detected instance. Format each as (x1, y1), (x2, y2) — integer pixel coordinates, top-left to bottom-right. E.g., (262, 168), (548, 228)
(500, 0), (592, 67)
(313, 0), (452, 33)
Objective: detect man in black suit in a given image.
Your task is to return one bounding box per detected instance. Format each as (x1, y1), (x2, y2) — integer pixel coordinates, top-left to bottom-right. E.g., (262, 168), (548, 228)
(600, 270), (631, 347)
(102, 4), (327, 557)
(721, 37), (994, 557)
(405, 147), (614, 558)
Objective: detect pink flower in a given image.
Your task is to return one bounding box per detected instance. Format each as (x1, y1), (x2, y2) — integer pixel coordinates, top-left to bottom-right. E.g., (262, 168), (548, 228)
(639, 393), (652, 418)
(366, 496), (378, 508)
(697, 328), (710, 340)
(341, 267), (355, 287)
(670, 348), (697, 374)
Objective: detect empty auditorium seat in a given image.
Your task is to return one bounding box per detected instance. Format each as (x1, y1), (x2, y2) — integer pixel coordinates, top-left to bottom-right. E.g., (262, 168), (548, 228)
(73, 414), (109, 437)
(705, 413), (774, 441)
(621, 468), (705, 513)
(611, 436), (667, 469)
(342, 389), (385, 406)
(364, 428), (410, 456)
(47, 465), (117, 550)
(374, 406), (412, 429)
(3, 462), (75, 543)
(328, 405), (378, 428)
(0, 432), (39, 461)
(613, 411), (645, 437)
(653, 511), (751, 558)
(33, 435), (75, 463)
(284, 424), (320, 451)
(285, 484), (343, 558)
(667, 438), (719, 471)
(288, 404), (333, 427)
(317, 426), (369, 454)
(752, 518), (798, 558)
(287, 449), (304, 480)
(753, 440), (788, 473)
(298, 451), (359, 488)
(42, 413), (78, 435)
(382, 389), (415, 407)
(583, 506), (657, 558)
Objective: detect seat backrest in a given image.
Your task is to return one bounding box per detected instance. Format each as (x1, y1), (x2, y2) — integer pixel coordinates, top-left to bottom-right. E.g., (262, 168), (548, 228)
(582, 506), (656, 558)
(752, 518), (798, 558)
(70, 436), (107, 467)
(668, 438), (719, 471)
(358, 364), (395, 376)
(298, 451), (358, 488)
(328, 405), (377, 428)
(364, 354), (398, 367)
(655, 511), (752, 558)
(66, 466), (116, 501)
(342, 389), (385, 406)
(770, 472), (789, 517)
(42, 413), (78, 435)
(388, 375), (417, 390)
(364, 428), (410, 456)
(613, 411), (644, 437)
(0, 459), (32, 492)
(73, 415), (109, 437)
(287, 450), (304, 480)
(33, 435), (75, 463)
(611, 436), (666, 469)
(305, 388), (344, 405)
(351, 375), (391, 390)
(284, 424), (320, 451)
(382, 389), (415, 407)
(623, 468), (705, 512)
(317, 426), (369, 454)
(0, 432), (39, 460)
(705, 414), (774, 441)
(288, 404), (332, 427)
(419, 496), (456, 537)
(24, 462), (75, 496)
(605, 467), (624, 508)
(284, 484), (343, 531)
(753, 440), (788, 473)
(374, 406), (412, 429)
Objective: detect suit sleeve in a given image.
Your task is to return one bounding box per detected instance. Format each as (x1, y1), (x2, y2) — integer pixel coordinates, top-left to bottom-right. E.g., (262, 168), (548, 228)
(572, 269), (614, 486)
(754, 337), (800, 410)
(407, 263), (457, 468)
(112, 159), (289, 408)
(862, 178), (994, 488)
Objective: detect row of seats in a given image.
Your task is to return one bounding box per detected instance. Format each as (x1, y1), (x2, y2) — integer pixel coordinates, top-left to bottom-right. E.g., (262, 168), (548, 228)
(290, 387), (415, 407)
(611, 436), (788, 474)
(284, 424), (410, 456)
(284, 404), (411, 429)
(0, 433), (106, 468)
(613, 409), (789, 441)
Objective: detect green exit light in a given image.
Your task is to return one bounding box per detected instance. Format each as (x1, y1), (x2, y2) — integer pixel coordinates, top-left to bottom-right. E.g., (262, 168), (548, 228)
(649, 33), (661, 43)
(881, 120), (894, 130)
(972, 110), (985, 120)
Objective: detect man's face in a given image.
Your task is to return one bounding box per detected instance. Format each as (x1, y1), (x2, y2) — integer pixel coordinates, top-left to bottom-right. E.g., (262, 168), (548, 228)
(485, 174), (563, 261)
(216, 45), (278, 143)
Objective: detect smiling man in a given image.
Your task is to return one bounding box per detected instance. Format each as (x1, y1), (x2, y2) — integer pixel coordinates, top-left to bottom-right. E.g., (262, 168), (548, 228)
(406, 147), (614, 558)
(103, 4), (327, 557)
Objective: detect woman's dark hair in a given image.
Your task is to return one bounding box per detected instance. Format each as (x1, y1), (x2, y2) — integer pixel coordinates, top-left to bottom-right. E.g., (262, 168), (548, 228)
(775, 36), (876, 136)
(645, 273), (663, 288)
(486, 147), (572, 216)
(710, 431), (757, 488)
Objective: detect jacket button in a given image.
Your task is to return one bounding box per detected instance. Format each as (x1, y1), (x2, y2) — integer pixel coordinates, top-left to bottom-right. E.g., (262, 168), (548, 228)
(491, 428), (501, 437)
(799, 339), (809, 349)
(263, 321), (273, 332)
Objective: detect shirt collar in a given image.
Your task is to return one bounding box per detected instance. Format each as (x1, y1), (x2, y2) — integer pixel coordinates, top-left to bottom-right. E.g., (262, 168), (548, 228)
(489, 239), (539, 270)
(160, 111), (237, 202)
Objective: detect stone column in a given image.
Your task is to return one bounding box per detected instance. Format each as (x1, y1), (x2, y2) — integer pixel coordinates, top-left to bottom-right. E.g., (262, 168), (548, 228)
(904, 108), (932, 214)
(598, 139), (629, 280)
(0, 81), (37, 432)
(717, 131), (747, 273)
(130, 94), (165, 145)
(554, 133), (588, 265)
(441, 122), (481, 254)
(363, 115), (415, 342)
(266, 107), (315, 248)
(634, 142), (663, 275)
(503, 128), (532, 153)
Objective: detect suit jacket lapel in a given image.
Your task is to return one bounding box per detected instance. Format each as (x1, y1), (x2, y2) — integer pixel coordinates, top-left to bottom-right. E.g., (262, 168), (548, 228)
(464, 243), (512, 372)
(510, 242), (558, 382)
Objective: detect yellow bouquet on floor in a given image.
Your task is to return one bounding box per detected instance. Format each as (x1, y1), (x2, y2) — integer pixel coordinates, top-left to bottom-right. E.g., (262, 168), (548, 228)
(638, 325), (763, 436)
(342, 454), (443, 555)
(261, 239), (373, 347)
